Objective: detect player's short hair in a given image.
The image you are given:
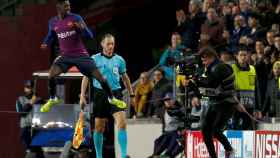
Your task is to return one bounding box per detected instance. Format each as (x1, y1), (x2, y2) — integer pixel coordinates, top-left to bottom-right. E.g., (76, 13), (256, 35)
(237, 45), (250, 54)
(101, 33), (115, 42)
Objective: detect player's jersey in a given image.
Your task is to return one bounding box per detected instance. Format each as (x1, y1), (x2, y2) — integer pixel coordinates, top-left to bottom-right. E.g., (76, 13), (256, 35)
(92, 53), (126, 90)
(43, 13), (93, 57)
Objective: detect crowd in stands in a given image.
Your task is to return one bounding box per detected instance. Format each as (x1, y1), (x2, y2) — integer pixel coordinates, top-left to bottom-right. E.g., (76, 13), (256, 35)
(130, 0), (280, 131)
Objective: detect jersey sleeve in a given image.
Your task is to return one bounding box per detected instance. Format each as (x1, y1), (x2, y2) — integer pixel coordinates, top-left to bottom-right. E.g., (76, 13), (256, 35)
(118, 56), (127, 74)
(73, 14), (94, 39)
(42, 19), (56, 45)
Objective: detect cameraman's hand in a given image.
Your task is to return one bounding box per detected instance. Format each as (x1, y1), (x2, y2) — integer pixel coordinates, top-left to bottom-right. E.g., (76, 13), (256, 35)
(191, 97), (200, 107)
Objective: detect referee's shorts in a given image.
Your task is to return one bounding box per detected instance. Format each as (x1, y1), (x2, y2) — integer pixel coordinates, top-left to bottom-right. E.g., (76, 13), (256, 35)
(92, 88), (124, 118)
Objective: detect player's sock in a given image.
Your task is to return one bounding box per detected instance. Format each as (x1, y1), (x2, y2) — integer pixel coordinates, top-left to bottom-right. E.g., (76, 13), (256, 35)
(49, 78), (56, 99)
(118, 129), (127, 158)
(93, 131), (103, 158)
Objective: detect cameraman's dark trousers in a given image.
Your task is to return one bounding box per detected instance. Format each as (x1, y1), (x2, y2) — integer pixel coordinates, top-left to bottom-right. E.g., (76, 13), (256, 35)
(201, 100), (236, 158)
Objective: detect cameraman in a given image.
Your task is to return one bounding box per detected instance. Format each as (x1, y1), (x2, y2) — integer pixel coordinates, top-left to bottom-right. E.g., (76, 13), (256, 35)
(191, 47), (237, 158)
(149, 92), (184, 158)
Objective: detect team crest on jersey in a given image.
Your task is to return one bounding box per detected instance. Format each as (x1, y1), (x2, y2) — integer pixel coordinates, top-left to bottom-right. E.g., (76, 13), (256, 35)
(54, 26), (59, 31)
(67, 22), (74, 27)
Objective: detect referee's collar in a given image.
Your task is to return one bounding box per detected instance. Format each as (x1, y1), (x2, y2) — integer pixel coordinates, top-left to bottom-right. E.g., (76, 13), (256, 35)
(101, 53), (115, 59)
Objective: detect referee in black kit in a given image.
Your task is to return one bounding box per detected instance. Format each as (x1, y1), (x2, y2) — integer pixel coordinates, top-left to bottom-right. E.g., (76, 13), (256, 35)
(191, 47), (237, 158)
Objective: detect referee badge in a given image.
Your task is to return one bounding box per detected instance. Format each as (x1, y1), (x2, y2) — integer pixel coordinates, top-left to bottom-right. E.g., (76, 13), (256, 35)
(113, 67), (119, 75)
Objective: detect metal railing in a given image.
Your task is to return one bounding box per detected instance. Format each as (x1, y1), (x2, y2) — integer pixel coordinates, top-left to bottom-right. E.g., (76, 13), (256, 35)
(122, 64), (160, 117)
(0, 0), (17, 10)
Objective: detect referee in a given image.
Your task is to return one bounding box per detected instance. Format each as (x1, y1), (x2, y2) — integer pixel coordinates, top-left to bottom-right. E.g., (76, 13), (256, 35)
(80, 34), (134, 158)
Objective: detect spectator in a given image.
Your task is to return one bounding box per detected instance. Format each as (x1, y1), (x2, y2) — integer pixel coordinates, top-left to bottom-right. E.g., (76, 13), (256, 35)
(246, 13), (266, 47)
(262, 61), (280, 117)
(232, 5), (241, 17)
(258, 1), (280, 27)
(175, 9), (195, 49)
(148, 92), (184, 158)
(264, 31), (276, 54)
(188, 0), (206, 51)
(219, 47), (235, 65)
(202, 0), (215, 13)
(133, 72), (154, 117)
(16, 80), (45, 158)
(239, 0), (252, 21)
(272, 24), (280, 35)
(159, 32), (185, 80)
(227, 15), (250, 53)
(272, 34), (280, 63)
(251, 40), (266, 65)
(147, 68), (172, 118)
(176, 9), (187, 30)
(275, 3), (280, 24)
(200, 8), (225, 48)
(221, 3), (235, 32)
(268, 30), (276, 44)
(253, 39), (272, 114)
(231, 47), (258, 130)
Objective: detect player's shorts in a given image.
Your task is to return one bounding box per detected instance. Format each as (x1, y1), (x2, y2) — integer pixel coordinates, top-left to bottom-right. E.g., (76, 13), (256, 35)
(53, 55), (97, 78)
(92, 88), (124, 118)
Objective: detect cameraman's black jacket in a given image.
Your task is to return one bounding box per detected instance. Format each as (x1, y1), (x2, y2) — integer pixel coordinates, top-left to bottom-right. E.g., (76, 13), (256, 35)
(195, 59), (237, 105)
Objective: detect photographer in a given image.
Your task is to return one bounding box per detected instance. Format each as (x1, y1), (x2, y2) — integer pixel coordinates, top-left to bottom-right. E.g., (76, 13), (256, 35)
(191, 47), (237, 158)
(148, 92), (184, 158)
(16, 80), (45, 158)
